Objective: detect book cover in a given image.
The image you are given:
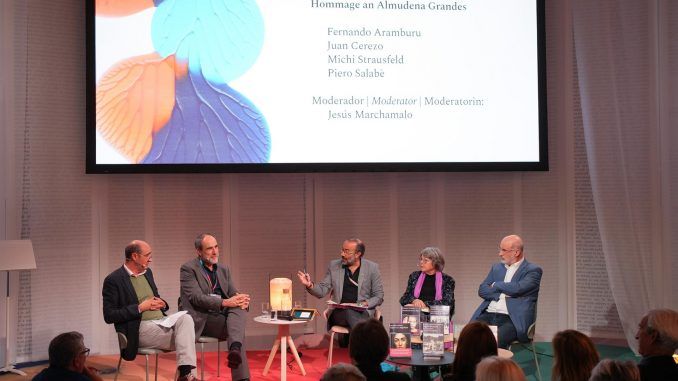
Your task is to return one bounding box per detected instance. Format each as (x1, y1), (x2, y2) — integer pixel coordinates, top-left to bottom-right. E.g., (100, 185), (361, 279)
(422, 322), (445, 358)
(401, 306), (421, 335)
(389, 323), (412, 358)
(428, 305), (451, 334)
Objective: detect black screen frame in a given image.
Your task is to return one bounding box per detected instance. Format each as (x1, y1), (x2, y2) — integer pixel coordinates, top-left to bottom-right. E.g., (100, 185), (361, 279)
(85, 0), (548, 174)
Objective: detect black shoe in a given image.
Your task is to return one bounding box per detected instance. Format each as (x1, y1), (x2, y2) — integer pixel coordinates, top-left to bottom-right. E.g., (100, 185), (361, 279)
(228, 348), (243, 369)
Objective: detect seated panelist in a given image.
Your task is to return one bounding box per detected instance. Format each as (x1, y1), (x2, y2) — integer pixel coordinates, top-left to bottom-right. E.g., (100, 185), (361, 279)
(399, 247), (455, 315)
(297, 238), (384, 333)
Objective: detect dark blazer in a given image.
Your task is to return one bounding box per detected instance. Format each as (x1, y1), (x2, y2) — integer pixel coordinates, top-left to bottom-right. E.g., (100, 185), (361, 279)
(399, 271), (455, 315)
(178, 257), (239, 336)
(638, 355), (678, 381)
(102, 266), (168, 361)
(470, 259), (542, 342)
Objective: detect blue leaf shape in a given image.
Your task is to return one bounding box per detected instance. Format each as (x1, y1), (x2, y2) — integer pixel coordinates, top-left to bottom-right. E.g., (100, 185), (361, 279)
(141, 68), (270, 164)
(151, 0), (264, 84)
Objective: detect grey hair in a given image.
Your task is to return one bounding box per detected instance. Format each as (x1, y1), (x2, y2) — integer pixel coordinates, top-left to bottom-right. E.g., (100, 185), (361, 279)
(645, 308), (678, 352)
(420, 246), (445, 271)
(194, 233), (214, 250)
(589, 359), (640, 381)
(321, 363), (366, 381)
(48, 331), (85, 368)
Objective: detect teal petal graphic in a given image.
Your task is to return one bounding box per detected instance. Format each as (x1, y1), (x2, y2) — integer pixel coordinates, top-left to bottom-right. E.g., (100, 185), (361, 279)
(151, 0), (264, 84)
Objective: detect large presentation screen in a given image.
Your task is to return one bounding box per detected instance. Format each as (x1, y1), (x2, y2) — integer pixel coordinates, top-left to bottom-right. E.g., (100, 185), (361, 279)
(86, 0), (547, 173)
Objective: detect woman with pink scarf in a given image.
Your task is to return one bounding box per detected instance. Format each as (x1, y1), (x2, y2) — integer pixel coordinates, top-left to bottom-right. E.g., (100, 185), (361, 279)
(399, 247), (455, 315)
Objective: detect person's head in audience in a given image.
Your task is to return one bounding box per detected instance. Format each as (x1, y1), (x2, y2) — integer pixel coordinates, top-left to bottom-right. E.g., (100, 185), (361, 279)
(48, 331), (89, 372)
(475, 356), (526, 381)
(321, 363), (366, 381)
(589, 359), (640, 381)
(635, 308), (678, 357)
(349, 318), (389, 368)
(445, 321), (498, 381)
(551, 329), (600, 381)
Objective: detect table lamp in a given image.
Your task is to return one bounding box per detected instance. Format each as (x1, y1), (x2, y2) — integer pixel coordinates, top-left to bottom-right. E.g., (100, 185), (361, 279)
(269, 277), (292, 318)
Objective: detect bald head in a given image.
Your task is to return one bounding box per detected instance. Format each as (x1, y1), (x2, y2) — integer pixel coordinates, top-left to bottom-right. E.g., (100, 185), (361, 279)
(124, 240), (153, 274)
(498, 235), (524, 265)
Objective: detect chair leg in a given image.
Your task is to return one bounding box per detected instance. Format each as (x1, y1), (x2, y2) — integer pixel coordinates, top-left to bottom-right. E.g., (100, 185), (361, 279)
(328, 331), (336, 367)
(144, 354), (150, 381)
(217, 341), (221, 377)
(154, 353), (159, 381)
(200, 341), (205, 381)
(532, 341), (542, 381)
(114, 355), (122, 381)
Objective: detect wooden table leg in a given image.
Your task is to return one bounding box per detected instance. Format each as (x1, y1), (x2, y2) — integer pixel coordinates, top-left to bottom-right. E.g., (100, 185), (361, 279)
(263, 333), (280, 376)
(287, 335), (306, 376)
(280, 325), (289, 381)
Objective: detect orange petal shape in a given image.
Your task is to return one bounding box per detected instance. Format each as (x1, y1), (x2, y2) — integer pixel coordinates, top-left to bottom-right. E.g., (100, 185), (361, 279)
(96, 53), (176, 163)
(96, 0), (155, 17)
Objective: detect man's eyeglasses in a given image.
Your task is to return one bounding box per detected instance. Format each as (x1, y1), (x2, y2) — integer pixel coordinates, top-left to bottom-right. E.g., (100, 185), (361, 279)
(340, 248), (356, 255)
(80, 348), (90, 357)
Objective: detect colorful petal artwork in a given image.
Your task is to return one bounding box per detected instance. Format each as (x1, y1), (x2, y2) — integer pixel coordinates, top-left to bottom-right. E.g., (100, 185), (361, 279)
(96, 0), (270, 164)
(142, 67), (270, 164)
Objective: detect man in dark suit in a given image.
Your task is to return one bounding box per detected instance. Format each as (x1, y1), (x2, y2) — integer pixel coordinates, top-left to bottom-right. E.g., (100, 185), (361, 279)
(635, 309), (678, 381)
(179, 234), (251, 381)
(102, 240), (199, 381)
(297, 238), (384, 336)
(471, 235), (542, 349)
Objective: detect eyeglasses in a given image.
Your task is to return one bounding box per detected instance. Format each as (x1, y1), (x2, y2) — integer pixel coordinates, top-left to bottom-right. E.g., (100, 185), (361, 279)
(341, 248), (356, 255)
(80, 347), (90, 357)
(499, 248), (517, 253)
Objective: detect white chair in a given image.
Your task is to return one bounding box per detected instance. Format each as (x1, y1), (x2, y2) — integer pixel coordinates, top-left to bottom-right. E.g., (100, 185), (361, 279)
(324, 307), (381, 367)
(197, 335), (225, 380)
(114, 332), (174, 381)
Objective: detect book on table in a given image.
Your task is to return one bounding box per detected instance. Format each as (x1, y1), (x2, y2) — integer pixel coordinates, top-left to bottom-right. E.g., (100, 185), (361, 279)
(401, 305), (422, 335)
(389, 323), (412, 358)
(428, 305), (450, 334)
(422, 322), (445, 359)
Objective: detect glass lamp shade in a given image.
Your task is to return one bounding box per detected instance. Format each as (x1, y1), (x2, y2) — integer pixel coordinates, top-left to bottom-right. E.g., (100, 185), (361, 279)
(269, 277), (292, 312)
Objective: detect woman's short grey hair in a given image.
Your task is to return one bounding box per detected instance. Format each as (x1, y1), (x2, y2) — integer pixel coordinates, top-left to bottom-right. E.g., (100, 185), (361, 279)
(321, 363), (366, 381)
(420, 246), (445, 271)
(589, 359), (640, 381)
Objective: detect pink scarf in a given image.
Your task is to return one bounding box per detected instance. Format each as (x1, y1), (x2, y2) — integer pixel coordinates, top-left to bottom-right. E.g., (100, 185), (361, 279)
(413, 271), (443, 301)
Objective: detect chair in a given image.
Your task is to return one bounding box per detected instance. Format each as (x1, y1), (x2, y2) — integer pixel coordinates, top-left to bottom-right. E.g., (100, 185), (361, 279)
(114, 332), (173, 381)
(197, 335), (225, 380)
(325, 307), (382, 367)
(509, 321), (542, 381)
